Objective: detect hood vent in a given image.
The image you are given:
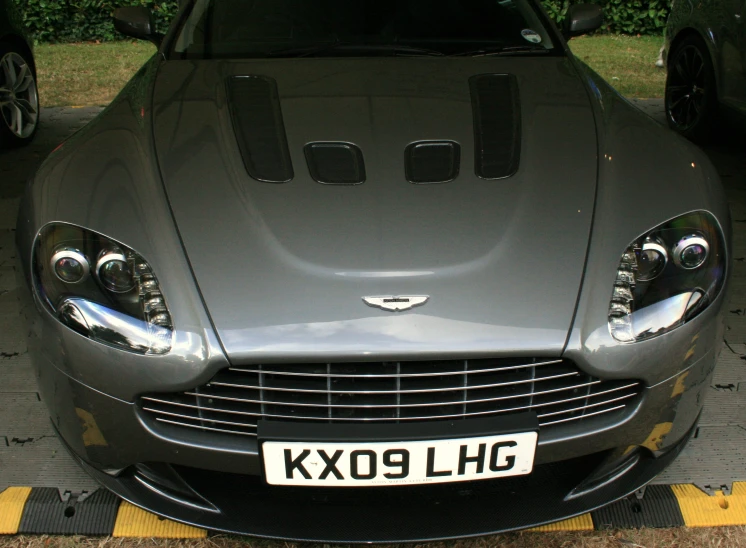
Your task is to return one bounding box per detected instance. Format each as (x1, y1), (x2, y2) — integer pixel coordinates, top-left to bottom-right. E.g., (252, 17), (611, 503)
(304, 142), (366, 185)
(227, 76), (294, 183)
(470, 74), (521, 180)
(405, 141), (461, 184)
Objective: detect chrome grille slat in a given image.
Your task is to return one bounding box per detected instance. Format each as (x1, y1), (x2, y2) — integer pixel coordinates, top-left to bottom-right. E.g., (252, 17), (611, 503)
(141, 358), (642, 439)
(258, 364), (266, 417)
(143, 383), (637, 414)
(150, 400), (629, 426)
(155, 418), (258, 437)
(539, 405), (627, 427)
(177, 379), (617, 409)
(144, 407), (260, 429)
(326, 363), (332, 420)
(534, 393), (637, 419)
(227, 359), (563, 378)
(143, 389), (638, 423)
(208, 370), (580, 395)
(395, 362), (401, 419)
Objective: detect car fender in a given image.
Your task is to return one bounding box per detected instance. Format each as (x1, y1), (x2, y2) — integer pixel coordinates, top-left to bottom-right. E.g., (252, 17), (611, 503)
(563, 61), (731, 386)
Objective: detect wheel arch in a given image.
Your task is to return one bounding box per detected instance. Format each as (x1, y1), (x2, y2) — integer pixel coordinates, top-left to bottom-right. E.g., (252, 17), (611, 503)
(667, 27), (722, 100)
(0, 32), (36, 77)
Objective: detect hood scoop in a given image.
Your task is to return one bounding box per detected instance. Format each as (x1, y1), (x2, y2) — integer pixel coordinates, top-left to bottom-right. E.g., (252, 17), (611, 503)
(304, 142), (366, 185)
(470, 74), (521, 180)
(228, 76), (293, 183)
(405, 141), (461, 184)
(228, 73), (522, 184)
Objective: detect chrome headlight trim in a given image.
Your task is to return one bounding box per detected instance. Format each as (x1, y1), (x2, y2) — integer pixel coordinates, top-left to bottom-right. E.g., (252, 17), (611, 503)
(50, 246), (90, 283)
(608, 210), (726, 344)
(672, 235), (710, 270)
(33, 222), (173, 355)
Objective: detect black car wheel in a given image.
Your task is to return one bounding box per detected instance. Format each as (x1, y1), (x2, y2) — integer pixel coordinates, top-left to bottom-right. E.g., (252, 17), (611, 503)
(665, 35), (718, 144)
(0, 43), (39, 148)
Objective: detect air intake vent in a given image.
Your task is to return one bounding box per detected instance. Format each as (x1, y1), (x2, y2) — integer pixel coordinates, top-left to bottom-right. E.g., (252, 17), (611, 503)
(405, 141), (461, 184)
(304, 142), (366, 185)
(140, 358), (642, 440)
(470, 74), (521, 180)
(227, 76), (293, 183)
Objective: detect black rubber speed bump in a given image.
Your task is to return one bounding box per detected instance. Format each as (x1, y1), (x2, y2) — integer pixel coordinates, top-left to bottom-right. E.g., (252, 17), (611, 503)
(18, 488), (120, 535)
(592, 485), (685, 529)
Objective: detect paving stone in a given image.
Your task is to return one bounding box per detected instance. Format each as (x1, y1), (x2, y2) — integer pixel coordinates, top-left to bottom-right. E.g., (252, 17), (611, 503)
(0, 437), (99, 492)
(0, 200), (20, 230)
(711, 350), (746, 385)
(0, 393), (54, 439)
(0, 229), (15, 267)
(0, 266), (16, 294)
(653, 426), (746, 487)
(0, 286), (27, 358)
(700, 390), (746, 427)
(0, 355), (36, 391)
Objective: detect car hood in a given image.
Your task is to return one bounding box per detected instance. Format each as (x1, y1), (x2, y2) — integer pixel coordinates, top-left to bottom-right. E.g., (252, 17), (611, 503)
(152, 57), (598, 363)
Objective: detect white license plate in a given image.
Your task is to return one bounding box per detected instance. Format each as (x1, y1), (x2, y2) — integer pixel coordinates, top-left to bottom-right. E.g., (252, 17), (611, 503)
(262, 432), (538, 487)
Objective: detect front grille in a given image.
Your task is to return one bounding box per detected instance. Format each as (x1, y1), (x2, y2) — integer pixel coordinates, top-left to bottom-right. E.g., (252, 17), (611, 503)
(140, 358), (642, 439)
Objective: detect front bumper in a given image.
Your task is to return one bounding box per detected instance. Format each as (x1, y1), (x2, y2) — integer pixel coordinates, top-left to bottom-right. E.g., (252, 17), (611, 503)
(68, 425), (693, 543)
(36, 345), (713, 542)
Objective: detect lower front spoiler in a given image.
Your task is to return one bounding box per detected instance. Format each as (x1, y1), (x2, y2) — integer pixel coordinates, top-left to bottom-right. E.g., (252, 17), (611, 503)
(66, 425), (694, 544)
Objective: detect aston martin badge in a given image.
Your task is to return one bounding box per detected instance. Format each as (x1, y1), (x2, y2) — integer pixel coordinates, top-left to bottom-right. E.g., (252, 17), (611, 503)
(363, 296), (429, 312)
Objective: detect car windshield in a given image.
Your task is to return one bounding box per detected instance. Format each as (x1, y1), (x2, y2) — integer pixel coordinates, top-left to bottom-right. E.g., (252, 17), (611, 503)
(171, 0), (559, 59)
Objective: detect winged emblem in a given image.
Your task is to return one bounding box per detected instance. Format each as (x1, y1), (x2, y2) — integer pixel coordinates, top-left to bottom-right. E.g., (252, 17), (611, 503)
(363, 296), (429, 312)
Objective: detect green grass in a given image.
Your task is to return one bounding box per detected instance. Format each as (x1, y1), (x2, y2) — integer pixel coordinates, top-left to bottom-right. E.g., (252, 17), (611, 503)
(34, 35), (665, 108)
(35, 42), (156, 107)
(569, 34), (666, 98)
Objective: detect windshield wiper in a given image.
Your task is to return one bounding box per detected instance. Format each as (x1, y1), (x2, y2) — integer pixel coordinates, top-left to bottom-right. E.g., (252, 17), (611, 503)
(268, 43), (445, 58)
(450, 45), (550, 57)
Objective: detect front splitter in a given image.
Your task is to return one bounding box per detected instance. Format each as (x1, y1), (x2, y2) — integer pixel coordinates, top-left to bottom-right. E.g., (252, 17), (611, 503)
(64, 427), (692, 543)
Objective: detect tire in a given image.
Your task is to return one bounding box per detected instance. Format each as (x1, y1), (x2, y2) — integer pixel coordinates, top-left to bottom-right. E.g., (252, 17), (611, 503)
(665, 35), (719, 145)
(0, 42), (40, 148)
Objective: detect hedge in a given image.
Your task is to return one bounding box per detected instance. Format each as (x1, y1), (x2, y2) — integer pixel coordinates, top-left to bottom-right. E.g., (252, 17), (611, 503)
(17, 0), (179, 43)
(14, 0), (670, 44)
(543, 0), (671, 35)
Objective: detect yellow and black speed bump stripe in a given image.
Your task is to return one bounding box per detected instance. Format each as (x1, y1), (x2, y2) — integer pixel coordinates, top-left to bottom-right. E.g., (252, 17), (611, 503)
(112, 502), (207, 538)
(592, 485), (684, 529)
(2, 484), (746, 537)
(17, 488), (120, 535)
(529, 514), (594, 531)
(0, 487), (32, 535)
(672, 484), (746, 527)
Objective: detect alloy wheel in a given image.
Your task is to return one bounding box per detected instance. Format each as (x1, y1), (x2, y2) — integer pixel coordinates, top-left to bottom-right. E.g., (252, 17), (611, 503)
(0, 51), (39, 139)
(666, 44), (708, 131)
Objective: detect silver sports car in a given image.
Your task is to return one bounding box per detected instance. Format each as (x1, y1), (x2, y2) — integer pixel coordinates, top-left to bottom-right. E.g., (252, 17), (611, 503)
(15, 0), (731, 542)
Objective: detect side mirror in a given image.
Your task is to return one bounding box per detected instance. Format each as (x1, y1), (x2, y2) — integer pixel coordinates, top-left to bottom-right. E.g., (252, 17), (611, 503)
(563, 4), (604, 39)
(113, 7), (161, 45)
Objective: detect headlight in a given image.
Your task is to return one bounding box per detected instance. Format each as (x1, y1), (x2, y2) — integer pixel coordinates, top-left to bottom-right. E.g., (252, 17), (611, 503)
(33, 223), (173, 355)
(608, 211), (726, 343)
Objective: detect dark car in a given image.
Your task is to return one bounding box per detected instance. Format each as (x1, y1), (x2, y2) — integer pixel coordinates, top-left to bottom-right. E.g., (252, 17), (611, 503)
(664, 0), (746, 143)
(0, 0), (38, 147)
(16, 0), (731, 542)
